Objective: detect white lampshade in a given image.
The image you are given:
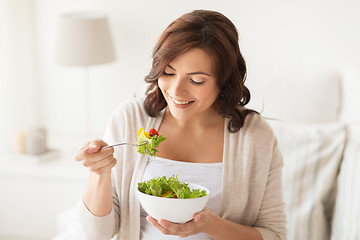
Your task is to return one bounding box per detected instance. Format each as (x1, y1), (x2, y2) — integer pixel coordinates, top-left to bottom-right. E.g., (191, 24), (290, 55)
(54, 12), (116, 66)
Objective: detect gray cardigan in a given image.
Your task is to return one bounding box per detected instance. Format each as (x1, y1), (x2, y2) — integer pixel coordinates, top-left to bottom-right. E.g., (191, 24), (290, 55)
(78, 97), (287, 240)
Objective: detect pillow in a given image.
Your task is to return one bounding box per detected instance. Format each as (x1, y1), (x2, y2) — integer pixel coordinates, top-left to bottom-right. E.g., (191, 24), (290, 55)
(247, 71), (341, 124)
(331, 124), (360, 240)
(269, 121), (346, 240)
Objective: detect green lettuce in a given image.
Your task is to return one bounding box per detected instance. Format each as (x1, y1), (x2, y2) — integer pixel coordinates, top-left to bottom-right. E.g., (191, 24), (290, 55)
(137, 130), (166, 157)
(137, 175), (207, 199)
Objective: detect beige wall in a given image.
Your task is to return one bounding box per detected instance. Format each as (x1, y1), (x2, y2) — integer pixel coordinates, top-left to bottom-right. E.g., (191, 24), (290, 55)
(1, 0), (360, 153)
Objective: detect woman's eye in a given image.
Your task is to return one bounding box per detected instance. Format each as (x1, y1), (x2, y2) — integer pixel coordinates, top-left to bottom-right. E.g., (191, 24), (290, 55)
(190, 78), (204, 85)
(163, 72), (175, 76)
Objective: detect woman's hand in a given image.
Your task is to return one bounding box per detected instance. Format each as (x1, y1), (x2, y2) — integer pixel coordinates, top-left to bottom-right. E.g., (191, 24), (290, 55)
(74, 139), (117, 176)
(146, 208), (215, 238)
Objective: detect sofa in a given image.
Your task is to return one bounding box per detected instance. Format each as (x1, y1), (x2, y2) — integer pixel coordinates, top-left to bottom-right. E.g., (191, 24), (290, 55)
(54, 68), (360, 240)
(247, 67), (360, 240)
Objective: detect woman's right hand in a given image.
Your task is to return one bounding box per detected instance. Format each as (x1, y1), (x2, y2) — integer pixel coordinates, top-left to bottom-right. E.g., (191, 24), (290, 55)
(74, 139), (117, 176)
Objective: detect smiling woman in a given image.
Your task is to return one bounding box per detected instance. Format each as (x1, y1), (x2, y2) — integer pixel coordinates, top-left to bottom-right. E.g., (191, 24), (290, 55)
(76, 9), (286, 240)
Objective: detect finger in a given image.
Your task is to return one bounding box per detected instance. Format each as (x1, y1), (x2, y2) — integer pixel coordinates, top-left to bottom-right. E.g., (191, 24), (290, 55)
(158, 219), (195, 238)
(86, 144), (100, 154)
(77, 139), (104, 153)
(74, 145), (98, 162)
(92, 157), (117, 175)
(79, 141), (91, 151)
(89, 148), (114, 164)
(79, 151), (114, 170)
(193, 207), (210, 223)
(74, 141), (90, 161)
(86, 138), (108, 153)
(157, 219), (188, 234)
(75, 140), (112, 162)
(146, 216), (176, 236)
(85, 155), (115, 171)
(74, 142), (95, 161)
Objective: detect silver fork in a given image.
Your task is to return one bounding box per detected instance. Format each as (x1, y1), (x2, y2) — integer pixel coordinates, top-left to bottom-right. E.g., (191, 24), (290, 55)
(100, 141), (147, 150)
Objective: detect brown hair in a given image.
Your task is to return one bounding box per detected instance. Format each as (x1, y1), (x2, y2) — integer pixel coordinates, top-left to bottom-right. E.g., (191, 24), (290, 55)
(144, 10), (257, 133)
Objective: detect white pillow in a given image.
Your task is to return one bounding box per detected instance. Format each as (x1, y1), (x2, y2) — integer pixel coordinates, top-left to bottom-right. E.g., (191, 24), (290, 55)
(331, 124), (360, 240)
(269, 121), (346, 240)
(248, 71), (341, 124)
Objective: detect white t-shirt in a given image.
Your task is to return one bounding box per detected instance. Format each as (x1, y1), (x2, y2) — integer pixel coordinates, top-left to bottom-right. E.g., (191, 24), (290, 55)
(140, 156), (223, 240)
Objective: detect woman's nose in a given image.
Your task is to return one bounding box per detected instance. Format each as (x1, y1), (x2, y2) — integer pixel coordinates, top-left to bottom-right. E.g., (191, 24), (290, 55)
(171, 76), (187, 96)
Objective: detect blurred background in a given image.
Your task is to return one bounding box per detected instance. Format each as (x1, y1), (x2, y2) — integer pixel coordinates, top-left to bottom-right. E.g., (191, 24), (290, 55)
(0, 0), (359, 239)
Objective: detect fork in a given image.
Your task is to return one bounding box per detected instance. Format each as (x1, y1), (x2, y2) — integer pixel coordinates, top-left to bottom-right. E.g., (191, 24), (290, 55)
(100, 141), (147, 150)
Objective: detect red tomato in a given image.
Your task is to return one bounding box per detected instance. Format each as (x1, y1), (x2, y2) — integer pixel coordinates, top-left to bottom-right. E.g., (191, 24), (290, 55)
(148, 128), (159, 137)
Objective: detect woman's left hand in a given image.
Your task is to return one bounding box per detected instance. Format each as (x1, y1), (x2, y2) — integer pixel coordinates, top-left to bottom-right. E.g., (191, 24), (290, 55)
(146, 207), (214, 238)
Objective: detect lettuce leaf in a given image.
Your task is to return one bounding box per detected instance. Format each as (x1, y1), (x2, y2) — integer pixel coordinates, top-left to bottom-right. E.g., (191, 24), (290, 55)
(136, 128), (166, 157)
(137, 175), (207, 199)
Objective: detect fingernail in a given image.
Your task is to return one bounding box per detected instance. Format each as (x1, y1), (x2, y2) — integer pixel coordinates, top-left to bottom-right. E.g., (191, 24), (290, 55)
(88, 145), (98, 153)
(146, 216), (151, 222)
(195, 214), (201, 222)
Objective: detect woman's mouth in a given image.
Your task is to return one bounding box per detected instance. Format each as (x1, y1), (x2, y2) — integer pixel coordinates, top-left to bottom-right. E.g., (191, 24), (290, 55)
(169, 96), (194, 107)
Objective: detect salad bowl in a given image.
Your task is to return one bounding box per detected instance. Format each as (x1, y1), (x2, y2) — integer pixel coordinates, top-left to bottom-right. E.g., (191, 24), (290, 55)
(137, 182), (210, 223)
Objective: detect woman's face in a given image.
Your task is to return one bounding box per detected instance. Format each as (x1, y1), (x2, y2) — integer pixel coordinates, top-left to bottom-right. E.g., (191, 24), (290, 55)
(158, 48), (220, 122)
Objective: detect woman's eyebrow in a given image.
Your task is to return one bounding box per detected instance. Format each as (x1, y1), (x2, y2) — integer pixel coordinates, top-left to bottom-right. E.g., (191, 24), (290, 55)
(187, 71), (211, 76)
(168, 65), (176, 71)
(167, 64), (211, 76)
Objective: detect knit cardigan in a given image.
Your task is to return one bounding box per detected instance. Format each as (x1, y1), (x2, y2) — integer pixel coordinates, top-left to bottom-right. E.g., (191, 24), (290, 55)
(78, 97), (287, 240)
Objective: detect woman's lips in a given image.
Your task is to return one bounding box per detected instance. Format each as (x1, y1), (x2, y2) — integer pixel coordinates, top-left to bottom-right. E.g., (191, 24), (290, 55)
(169, 96), (194, 108)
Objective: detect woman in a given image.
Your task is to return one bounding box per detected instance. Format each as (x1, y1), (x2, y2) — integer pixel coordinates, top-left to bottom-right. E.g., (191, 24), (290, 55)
(75, 9), (287, 240)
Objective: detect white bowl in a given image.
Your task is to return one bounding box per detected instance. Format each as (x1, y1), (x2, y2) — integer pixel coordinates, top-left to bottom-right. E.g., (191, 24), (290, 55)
(137, 183), (210, 223)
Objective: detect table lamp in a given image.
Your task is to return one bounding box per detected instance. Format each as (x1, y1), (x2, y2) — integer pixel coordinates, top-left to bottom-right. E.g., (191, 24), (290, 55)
(54, 12), (116, 139)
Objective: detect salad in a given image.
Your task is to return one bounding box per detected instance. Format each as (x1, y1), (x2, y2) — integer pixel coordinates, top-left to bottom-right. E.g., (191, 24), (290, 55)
(138, 175), (207, 199)
(137, 127), (166, 157)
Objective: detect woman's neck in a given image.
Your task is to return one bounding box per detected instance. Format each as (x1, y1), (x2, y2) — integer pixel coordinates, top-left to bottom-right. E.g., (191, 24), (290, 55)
(163, 107), (224, 131)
